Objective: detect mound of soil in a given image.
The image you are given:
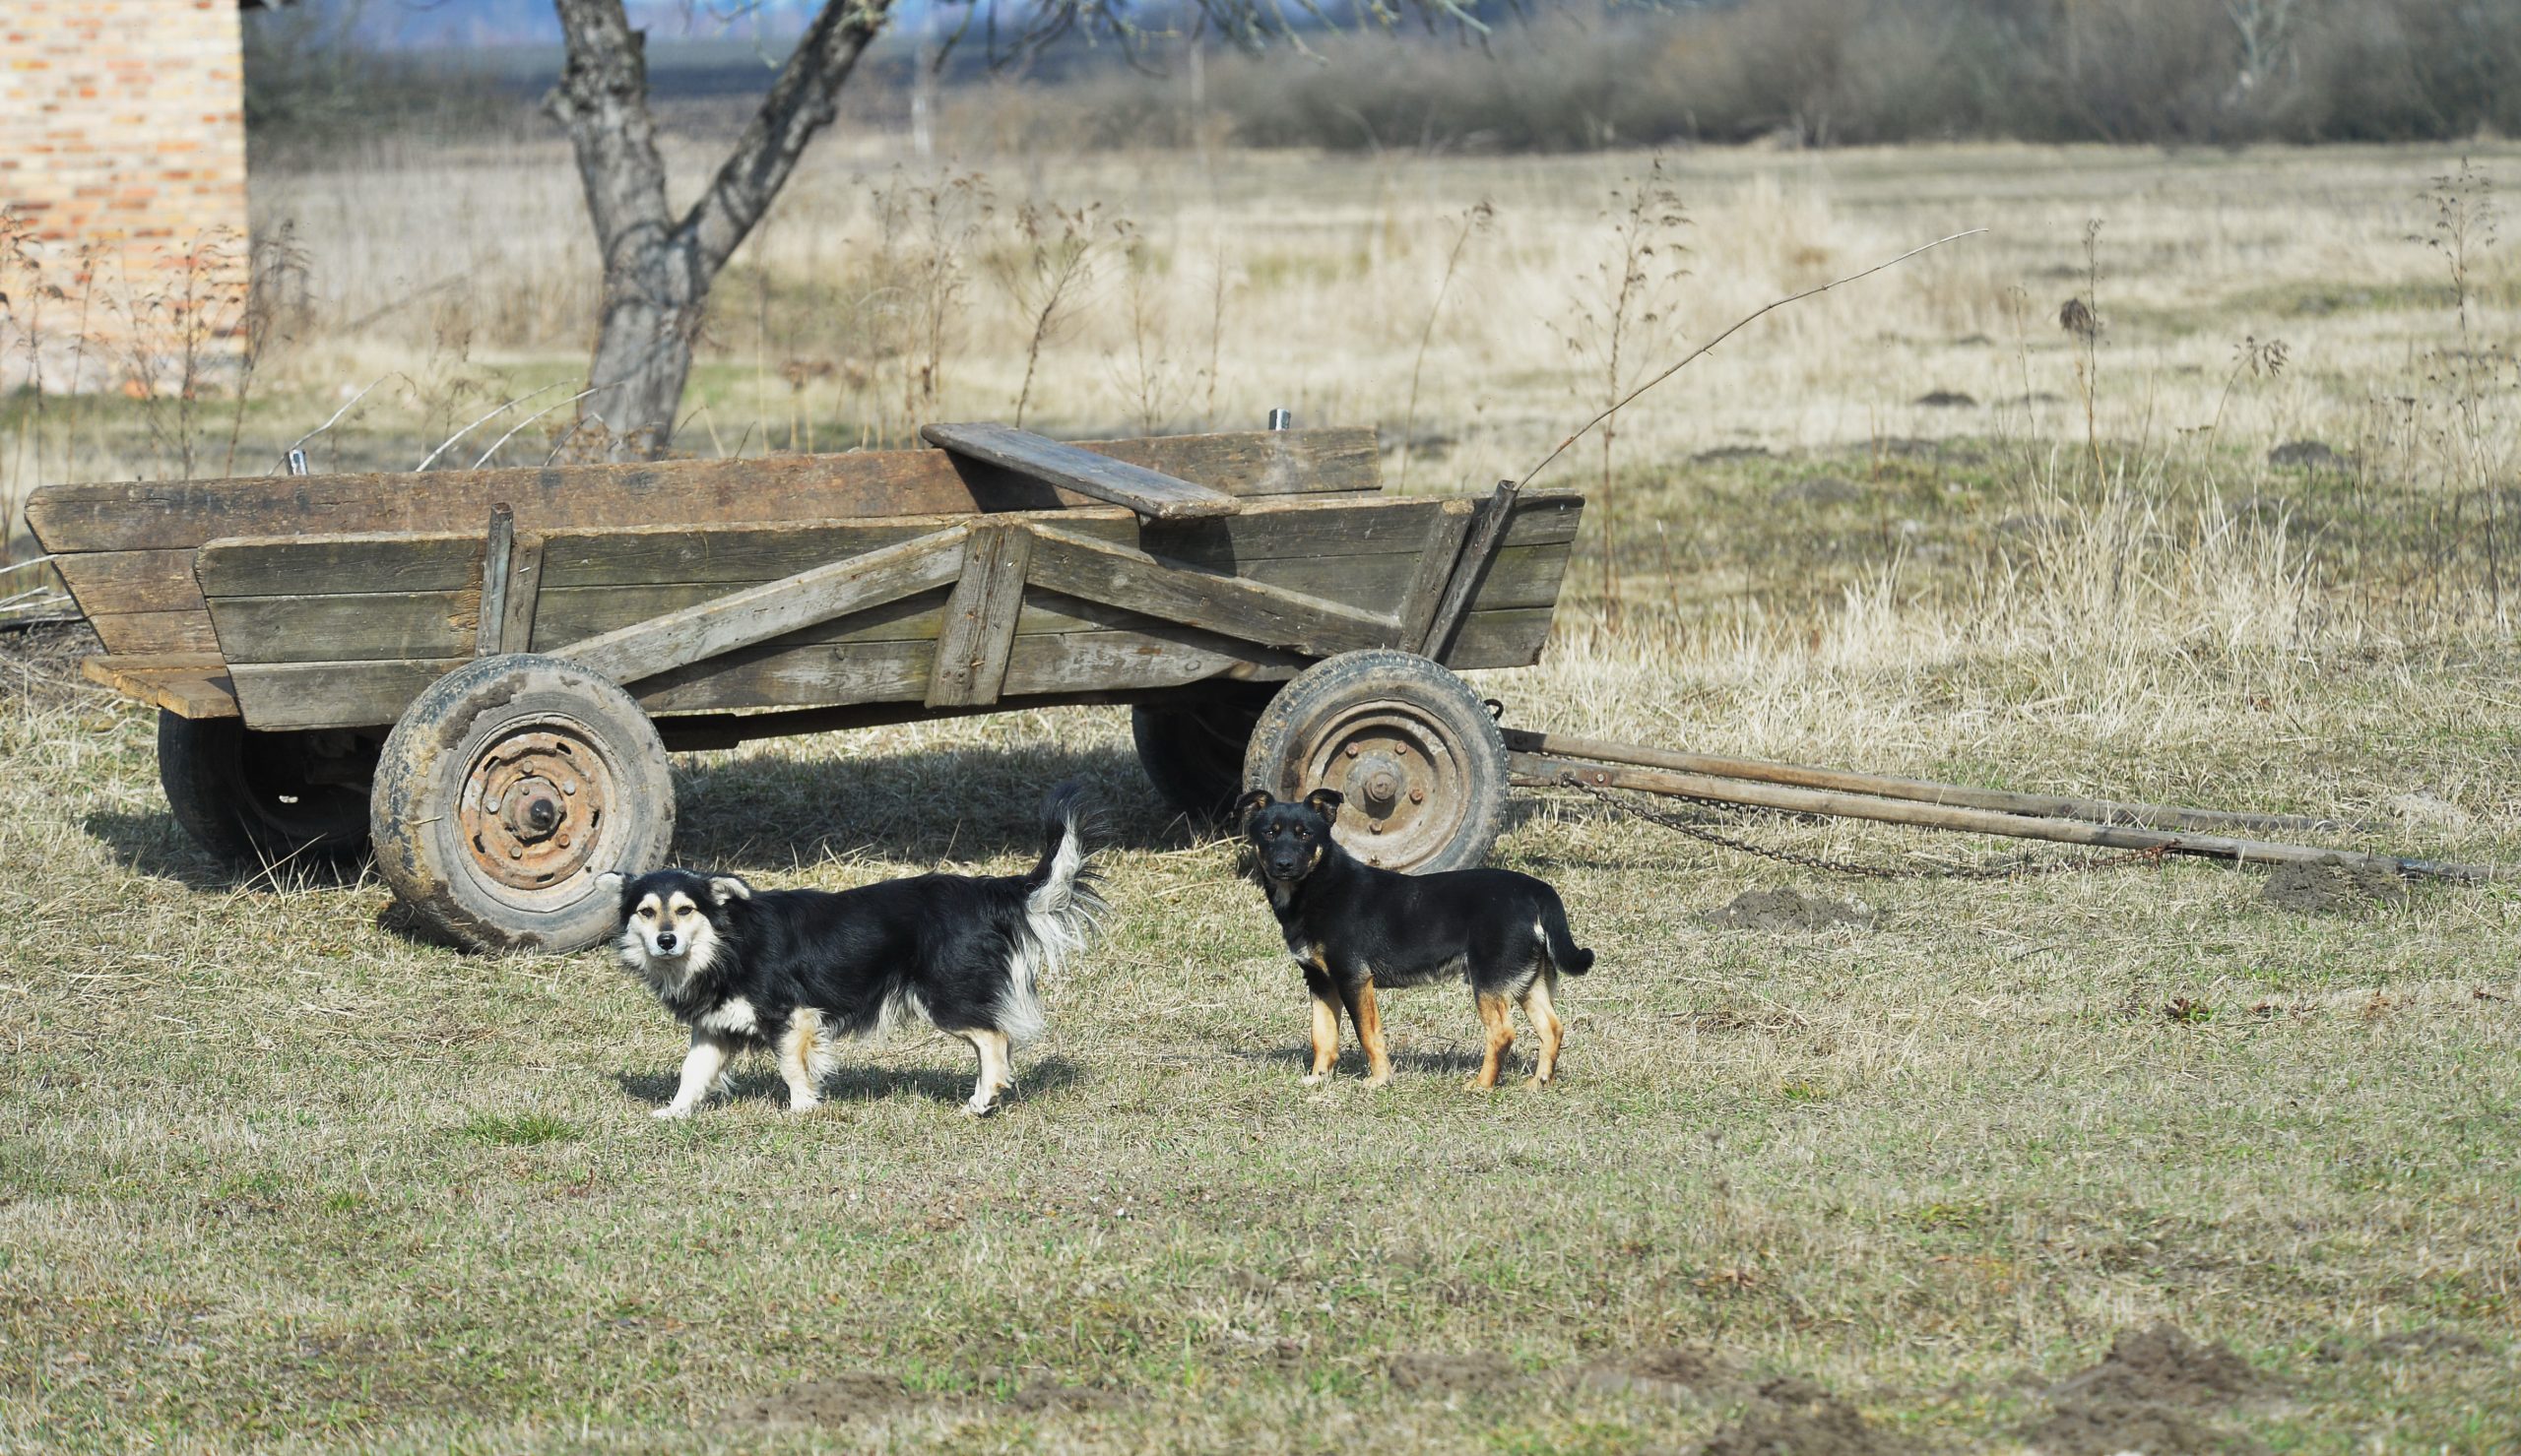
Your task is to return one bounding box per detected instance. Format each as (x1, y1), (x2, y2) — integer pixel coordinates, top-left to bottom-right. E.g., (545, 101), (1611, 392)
(2268, 439), (2349, 473)
(1915, 390), (1978, 408)
(1702, 1376), (1894, 1456)
(728, 1372), (918, 1426)
(1700, 887), (1877, 934)
(1382, 1350), (1519, 1395)
(1774, 475), (1863, 507)
(1578, 1344), (1734, 1402)
(2261, 859), (2409, 914)
(2026, 1323), (2272, 1456)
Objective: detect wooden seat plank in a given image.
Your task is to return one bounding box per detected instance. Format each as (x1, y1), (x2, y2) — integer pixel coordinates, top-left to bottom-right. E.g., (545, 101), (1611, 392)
(81, 654), (239, 719)
(923, 423), (1239, 521)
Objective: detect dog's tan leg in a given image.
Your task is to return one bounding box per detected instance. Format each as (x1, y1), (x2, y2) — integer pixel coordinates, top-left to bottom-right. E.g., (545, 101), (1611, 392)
(1343, 978), (1392, 1087)
(963, 1030), (1013, 1116)
(1302, 970), (1341, 1086)
(778, 1010), (825, 1111)
(1522, 975), (1565, 1088)
(1467, 991), (1515, 1091)
(656, 1031), (735, 1119)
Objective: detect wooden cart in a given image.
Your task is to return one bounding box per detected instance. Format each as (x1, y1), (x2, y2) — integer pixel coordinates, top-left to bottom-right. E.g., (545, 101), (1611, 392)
(30, 424), (1583, 951)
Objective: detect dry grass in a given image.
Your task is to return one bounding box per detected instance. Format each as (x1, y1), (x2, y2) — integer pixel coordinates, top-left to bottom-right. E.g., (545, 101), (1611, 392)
(3, 139), (2520, 1451)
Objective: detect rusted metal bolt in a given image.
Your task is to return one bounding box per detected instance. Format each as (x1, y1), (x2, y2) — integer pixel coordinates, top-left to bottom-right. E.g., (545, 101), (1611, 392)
(562, 782), (576, 795)
(508, 847), (524, 859)
(1345, 743), (1361, 758)
(557, 834), (571, 849)
(1370, 820), (1384, 834)
(524, 798), (560, 834)
(1409, 787), (1426, 804)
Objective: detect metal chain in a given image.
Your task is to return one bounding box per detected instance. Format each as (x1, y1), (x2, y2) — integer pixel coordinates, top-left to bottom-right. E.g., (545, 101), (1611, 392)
(1564, 778), (2169, 882)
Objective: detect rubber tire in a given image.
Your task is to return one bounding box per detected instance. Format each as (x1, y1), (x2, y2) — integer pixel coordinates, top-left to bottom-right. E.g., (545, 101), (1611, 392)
(1131, 688), (1274, 820)
(158, 712), (370, 864)
(369, 654), (674, 954)
(1241, 649), (1510, 873)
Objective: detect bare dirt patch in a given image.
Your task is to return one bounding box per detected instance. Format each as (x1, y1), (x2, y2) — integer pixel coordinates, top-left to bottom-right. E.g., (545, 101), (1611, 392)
(2261, 859), (2409, 914)
(1702, 1376), (1896, 1456)
(1700, 887), (1877, 934)
(728, 1372), (920, 1426)
(1381, 1350), (1520, 1395)
(2026, 1323), (2273, 1456)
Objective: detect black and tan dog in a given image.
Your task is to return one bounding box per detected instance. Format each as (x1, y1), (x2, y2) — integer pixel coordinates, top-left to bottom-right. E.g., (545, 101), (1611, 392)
(1235, 787), (1594, 1090)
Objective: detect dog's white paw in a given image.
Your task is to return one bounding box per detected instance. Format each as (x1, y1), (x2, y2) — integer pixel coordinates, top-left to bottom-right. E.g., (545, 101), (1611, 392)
(652, 1104), (694, 1120)
(788, 1096), (821, 1113)
(1300, 1072), (1326, 1087)
(962, 1097), (1000, 1118)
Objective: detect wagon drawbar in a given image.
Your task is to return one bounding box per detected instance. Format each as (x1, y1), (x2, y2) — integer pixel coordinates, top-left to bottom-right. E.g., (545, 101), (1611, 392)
(30, 420), (2487, 953)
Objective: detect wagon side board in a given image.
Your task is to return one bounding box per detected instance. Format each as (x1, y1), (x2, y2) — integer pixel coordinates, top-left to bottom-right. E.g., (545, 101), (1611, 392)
(29, 428), (1381, 661)
(188, 491), (1583, 733)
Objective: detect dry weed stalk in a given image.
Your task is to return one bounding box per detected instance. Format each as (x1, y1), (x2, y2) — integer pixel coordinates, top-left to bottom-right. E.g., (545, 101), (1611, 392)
(992, 200), (1100, 429)
(1553, 160), (1688, 605)
(1109, 218), (1185, 434)
(871, 169), (994, 445)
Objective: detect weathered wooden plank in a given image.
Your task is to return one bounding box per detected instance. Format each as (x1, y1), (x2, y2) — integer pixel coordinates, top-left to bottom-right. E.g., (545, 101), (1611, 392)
(84, 609), (219, 656)
(499, 532), (546, 655)
(191, 533), (487, 598)
(923, 422), (1239, 521)
(226, 659), (463, 730)
(209, 592), (475, 664)
(80, 654), (239, 719)
(551, 525), (971, 685)
(52, 549), (208, 615)
(1421, 482), (1523, 659)
(634, 641), (934, 715)
(475, 507), (515, 659)
(1026, 524), (1399, 660)
(926, 521), (1035, 708)
(27, 429), (1377, 555)
(1394, 498), (1478, 650)
(1446, 607), (1557, 670)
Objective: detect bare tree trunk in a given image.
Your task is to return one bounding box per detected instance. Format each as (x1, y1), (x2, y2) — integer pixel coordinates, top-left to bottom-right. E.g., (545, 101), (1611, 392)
(546, 0), (890, 459)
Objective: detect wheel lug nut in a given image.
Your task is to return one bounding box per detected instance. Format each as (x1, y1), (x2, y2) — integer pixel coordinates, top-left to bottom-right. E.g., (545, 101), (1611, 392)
(1345, 743), (1360, 758)
(508, 847), (523, 859)
(1409, 788), (1425, 803)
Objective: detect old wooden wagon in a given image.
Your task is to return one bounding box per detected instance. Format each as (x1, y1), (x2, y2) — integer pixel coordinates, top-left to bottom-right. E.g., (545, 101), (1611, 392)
(30, 424), (1584, 951)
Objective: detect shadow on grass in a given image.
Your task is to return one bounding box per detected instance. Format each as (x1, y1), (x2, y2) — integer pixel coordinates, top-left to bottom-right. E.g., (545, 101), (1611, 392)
(1237, 1041), (1489, 1079)
(669, 739), (1197, 870)
(81, 809), (373, 894)
(614, 1052), (1086, 1112)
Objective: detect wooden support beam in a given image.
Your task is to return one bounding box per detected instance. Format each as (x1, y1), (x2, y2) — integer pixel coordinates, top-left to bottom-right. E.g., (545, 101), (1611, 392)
(501, 531), (547, 654)
(1394, 498), (1477, 651)
(80, 654), (239, 719)
(1025, 523), (1399, 661)
(926, 521), (1034, 708)
(1511, 750), (2492, 882)
(1418, 481), (1521, 659)
(923, 422), (1240, 521)
(551, 525), (971, 686)
(475, 505), (515, 658)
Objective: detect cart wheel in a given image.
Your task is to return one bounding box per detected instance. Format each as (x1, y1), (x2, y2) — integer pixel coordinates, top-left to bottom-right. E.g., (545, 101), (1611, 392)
(158, 712), (371, 865)
(1242, 649), (1510, 873)
(369, 654), (674, 954)
(1132, 686), (1274, 820)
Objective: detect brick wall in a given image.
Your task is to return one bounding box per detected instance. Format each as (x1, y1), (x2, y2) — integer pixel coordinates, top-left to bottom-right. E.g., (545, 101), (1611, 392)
(1, 1), (251, 388)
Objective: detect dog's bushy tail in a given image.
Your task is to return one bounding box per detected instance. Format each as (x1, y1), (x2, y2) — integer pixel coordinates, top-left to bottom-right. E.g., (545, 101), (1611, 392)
(1539, 895), (1595, 976)
(1004, 782), (1104, 1044)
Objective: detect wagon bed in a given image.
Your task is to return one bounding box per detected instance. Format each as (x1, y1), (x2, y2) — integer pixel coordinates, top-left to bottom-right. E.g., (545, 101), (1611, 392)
(31, 424), (1584, 950)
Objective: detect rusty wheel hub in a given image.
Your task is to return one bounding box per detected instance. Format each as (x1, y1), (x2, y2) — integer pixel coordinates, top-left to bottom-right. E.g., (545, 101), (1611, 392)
(1305, 705), (1464, 869)
(459, 730), (611, 891)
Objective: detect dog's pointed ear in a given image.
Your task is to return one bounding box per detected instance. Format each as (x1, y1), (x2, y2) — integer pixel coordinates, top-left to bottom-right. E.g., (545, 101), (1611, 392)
(595, 871), (624, 895)
(1232, 789), (1273, 827)
(1302, 788), (1345, 820)
(707, 875), (752, 905)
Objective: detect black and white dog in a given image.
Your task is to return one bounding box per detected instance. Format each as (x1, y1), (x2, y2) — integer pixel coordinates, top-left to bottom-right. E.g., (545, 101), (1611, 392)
(1236, 787), (1594, 1091)
(600, 785), (1101, 1119)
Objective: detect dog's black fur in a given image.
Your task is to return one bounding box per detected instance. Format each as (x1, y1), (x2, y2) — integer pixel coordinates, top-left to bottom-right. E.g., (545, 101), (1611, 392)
(601, 784), (1100, 1119)
(1235, 787), (1593, 1090)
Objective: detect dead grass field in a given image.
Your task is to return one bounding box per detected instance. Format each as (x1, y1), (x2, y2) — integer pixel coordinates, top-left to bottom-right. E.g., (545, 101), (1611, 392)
(4, 138), (2520, 1452)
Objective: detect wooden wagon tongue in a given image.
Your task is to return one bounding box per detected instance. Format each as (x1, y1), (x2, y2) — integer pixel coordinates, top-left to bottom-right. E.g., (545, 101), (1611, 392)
(922, 423), (1240, 521)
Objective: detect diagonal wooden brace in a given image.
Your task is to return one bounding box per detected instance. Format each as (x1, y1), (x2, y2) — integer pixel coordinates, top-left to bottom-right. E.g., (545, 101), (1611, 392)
(553, 524), (971, 685)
